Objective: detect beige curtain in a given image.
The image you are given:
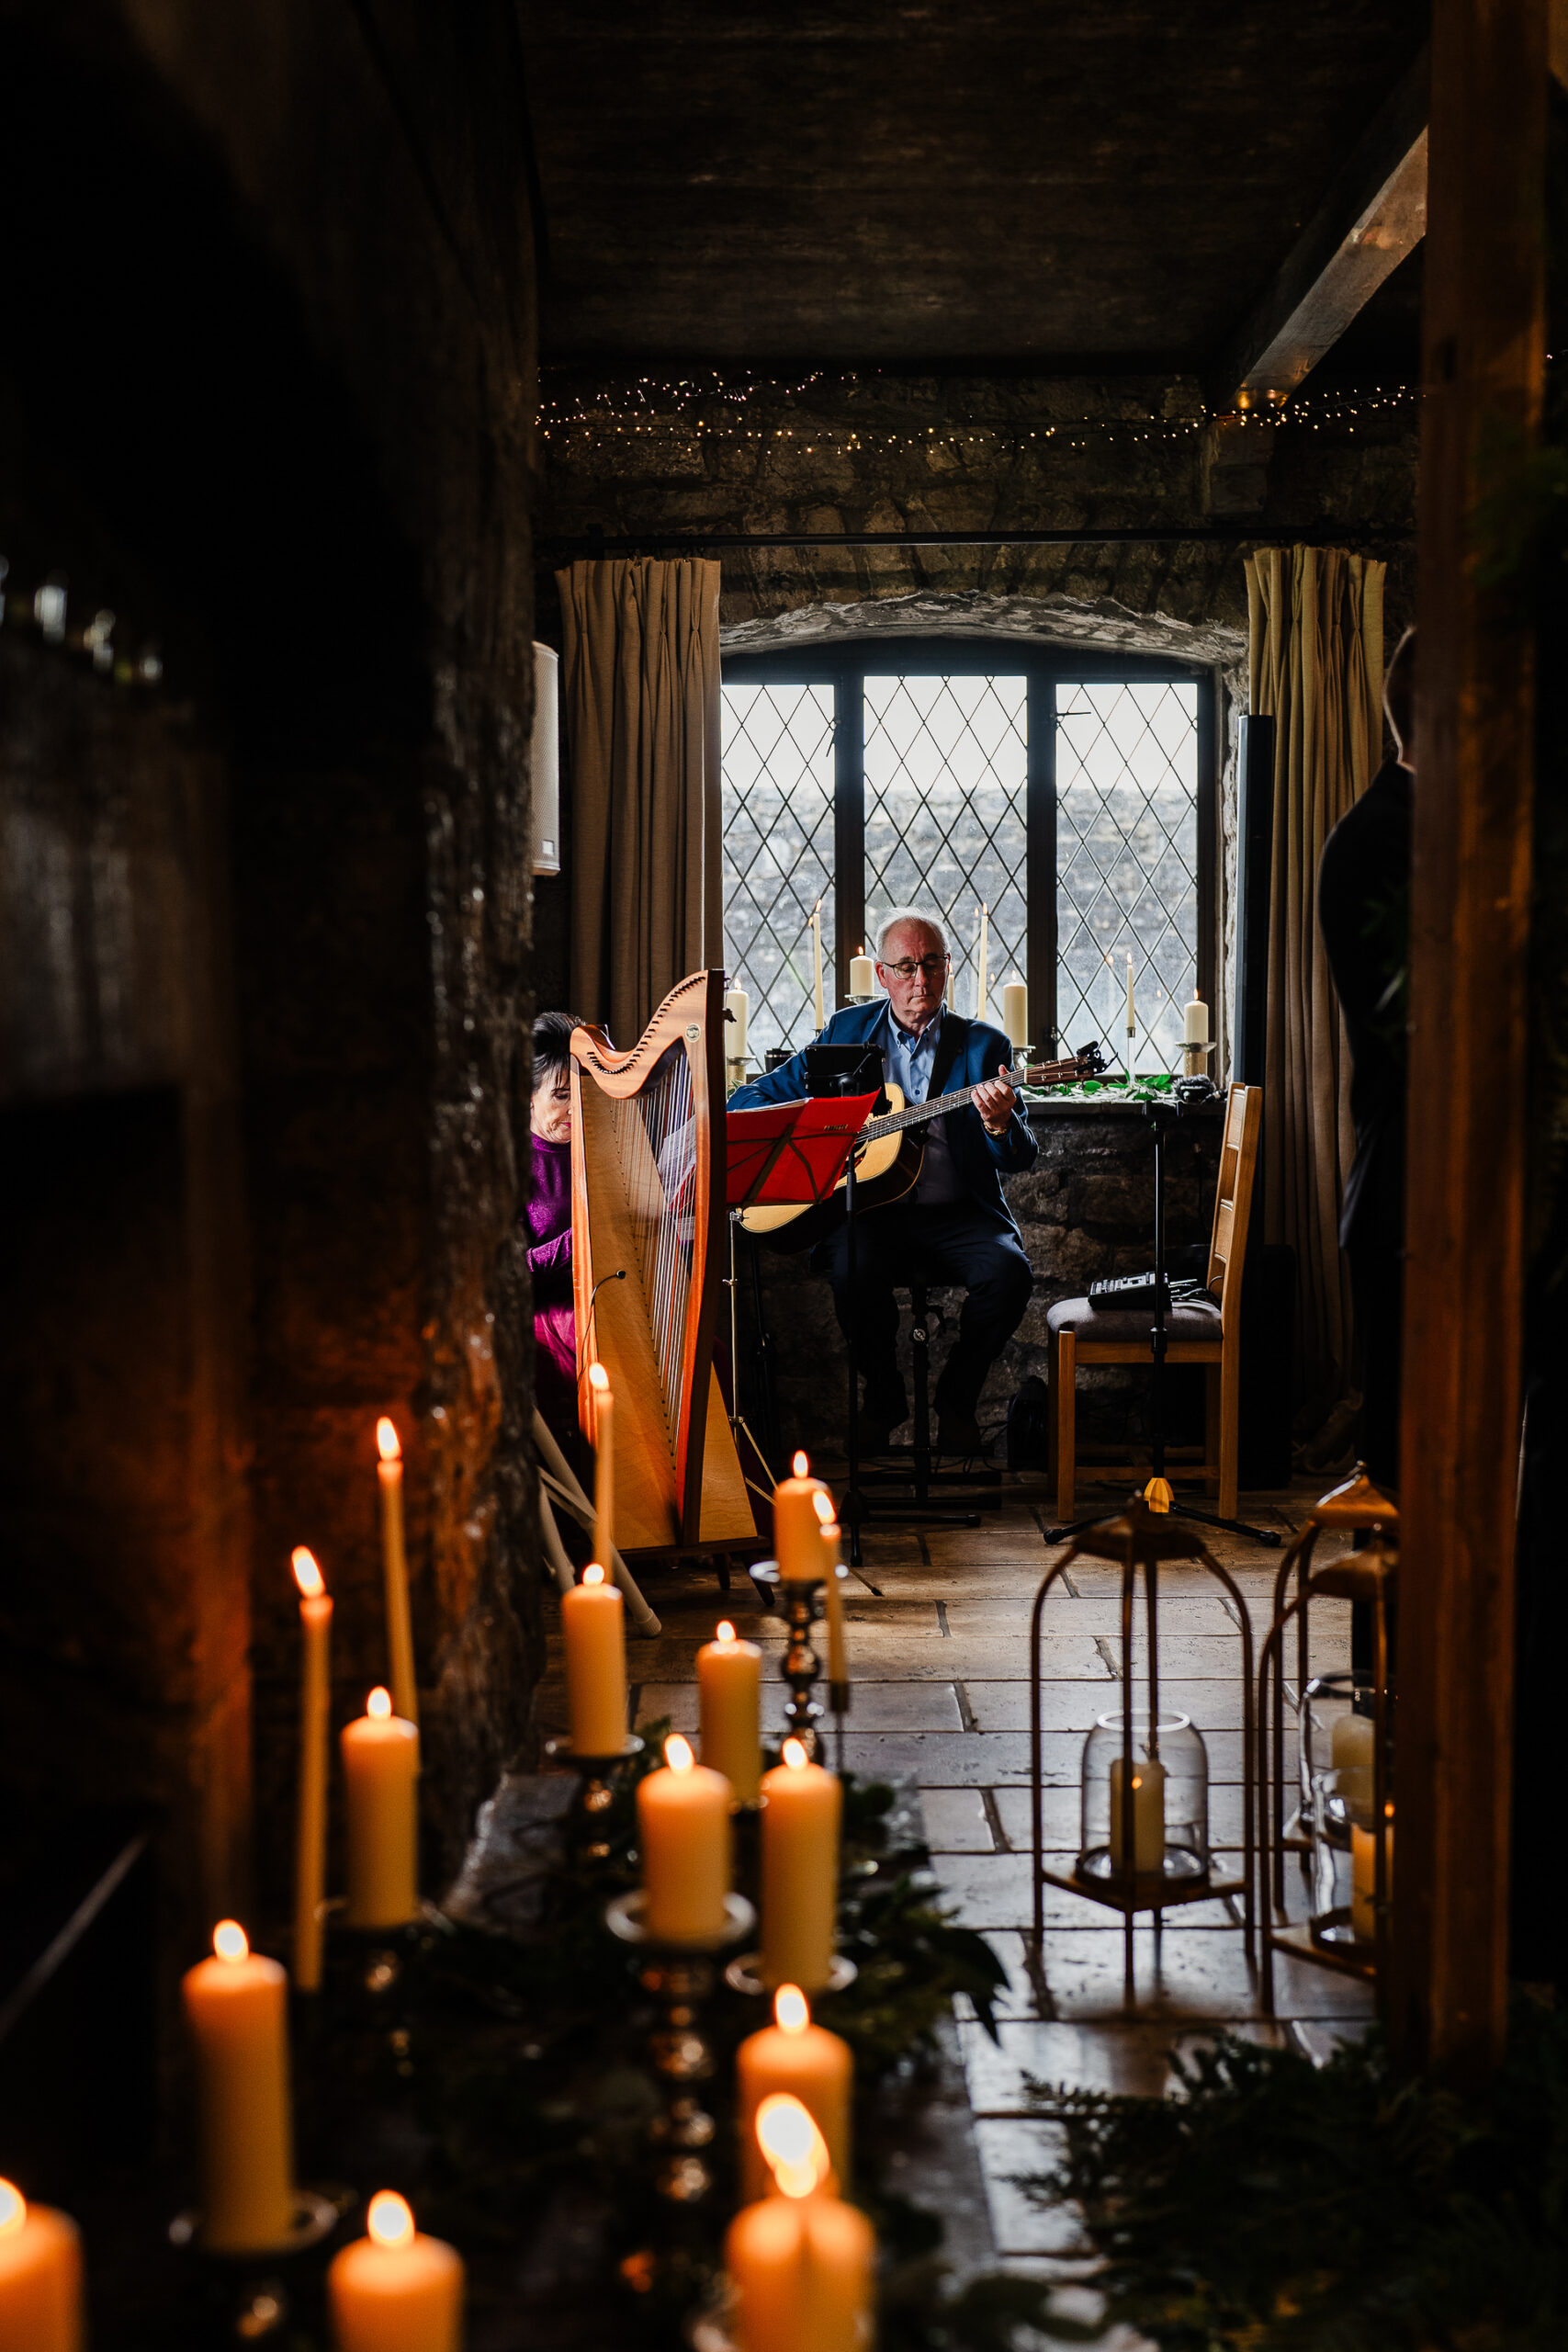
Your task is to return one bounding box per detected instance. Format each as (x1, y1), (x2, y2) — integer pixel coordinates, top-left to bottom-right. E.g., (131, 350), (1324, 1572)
(558, 558), (723, 1043)
(1246, 546), (1385, 1419)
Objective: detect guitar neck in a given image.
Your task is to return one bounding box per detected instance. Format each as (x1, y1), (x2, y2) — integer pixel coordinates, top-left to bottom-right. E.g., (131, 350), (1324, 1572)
(862, 1057), (1084, 1142)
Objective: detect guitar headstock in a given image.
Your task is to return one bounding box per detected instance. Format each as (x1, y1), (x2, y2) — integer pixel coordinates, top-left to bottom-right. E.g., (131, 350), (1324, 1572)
(1021, 1039), (1108, 1089)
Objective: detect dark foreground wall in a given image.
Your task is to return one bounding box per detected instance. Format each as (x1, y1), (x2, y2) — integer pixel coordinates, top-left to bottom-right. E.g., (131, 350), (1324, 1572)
(0, 2), (543, 2010)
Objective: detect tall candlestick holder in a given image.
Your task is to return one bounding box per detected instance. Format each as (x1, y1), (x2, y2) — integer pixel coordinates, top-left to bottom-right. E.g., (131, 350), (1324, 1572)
(604, 1891), (755, 2202)
(749, 1561), (824, 1758)
(168, 2188), (347, 2342)
(545, 1732), (645, 1863)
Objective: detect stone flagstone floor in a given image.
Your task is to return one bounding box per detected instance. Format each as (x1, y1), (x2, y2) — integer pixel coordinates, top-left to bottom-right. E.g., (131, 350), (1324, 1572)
(536, 1471), (1371, 2285)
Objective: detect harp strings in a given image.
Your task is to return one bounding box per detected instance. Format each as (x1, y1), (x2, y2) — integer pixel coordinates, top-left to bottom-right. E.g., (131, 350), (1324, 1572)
(600, 1040), (696, 1442)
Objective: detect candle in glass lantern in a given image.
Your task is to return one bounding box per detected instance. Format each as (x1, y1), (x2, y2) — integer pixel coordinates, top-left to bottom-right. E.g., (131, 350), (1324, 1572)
(773, 1453), (830, 1581)
(182, 1921), (295, 2252)
(1109, 1754), (1167, 1874)
(587, 1361), (615, 1565)
(561, 1562), (627, 1756)
(343, 1688), (420, 1928)
(726, 2098), (875, 2352)
(737, 1986), (852, 2201)
(761, 1738), (841, 1990)
(638, 1734), (732, 1942)
(376, 1418), (419, 1726)
(849, 944), (875, 997)
(698, 1620), (761, 1803)
(1332, 1710), (1375, 1811)
(327, 2190), (464, 2352)
(1351, 1805), (1393, 1943)
(290, 1547), (333, 1993)
(1001, 978), (1028, 1050)
(0, 2181), (83, 2352)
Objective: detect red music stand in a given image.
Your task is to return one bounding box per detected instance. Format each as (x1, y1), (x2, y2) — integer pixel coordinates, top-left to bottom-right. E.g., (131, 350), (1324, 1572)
(724, 1094), (879, 1213)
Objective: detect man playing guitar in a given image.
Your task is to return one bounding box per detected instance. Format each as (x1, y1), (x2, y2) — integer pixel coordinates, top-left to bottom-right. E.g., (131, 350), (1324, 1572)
(729, 909), (1036, 1455)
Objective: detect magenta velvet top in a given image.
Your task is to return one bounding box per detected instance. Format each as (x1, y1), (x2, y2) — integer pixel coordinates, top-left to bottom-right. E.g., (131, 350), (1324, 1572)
(526, 1136), (573, 1302)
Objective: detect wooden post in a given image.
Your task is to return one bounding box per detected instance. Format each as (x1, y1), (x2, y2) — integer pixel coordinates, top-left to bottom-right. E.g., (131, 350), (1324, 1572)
(1392, 0), (1547, 2085)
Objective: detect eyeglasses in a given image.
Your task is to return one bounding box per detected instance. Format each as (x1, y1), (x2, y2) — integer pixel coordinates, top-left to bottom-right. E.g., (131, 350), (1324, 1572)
(880, 955), (951, 981)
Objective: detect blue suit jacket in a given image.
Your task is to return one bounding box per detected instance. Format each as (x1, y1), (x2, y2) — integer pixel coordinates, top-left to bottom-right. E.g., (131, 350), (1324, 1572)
(728, 1003), (1038, 1234)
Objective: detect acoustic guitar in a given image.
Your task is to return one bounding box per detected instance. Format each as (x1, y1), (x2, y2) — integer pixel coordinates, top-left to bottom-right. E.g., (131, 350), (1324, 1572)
(739, 1042), (1107, 1250)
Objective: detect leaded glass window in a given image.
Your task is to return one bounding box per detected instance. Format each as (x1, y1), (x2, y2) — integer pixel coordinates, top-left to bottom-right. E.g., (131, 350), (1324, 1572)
(720, 682), (836, 1064)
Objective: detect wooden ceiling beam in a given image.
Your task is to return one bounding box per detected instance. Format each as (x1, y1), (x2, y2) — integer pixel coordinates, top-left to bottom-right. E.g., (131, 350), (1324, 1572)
(1213, 48), (1428, 408)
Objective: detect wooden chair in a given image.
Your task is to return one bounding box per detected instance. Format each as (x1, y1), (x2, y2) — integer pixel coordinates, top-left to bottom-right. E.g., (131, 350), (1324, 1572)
(1047, 1082), (1263, 1523)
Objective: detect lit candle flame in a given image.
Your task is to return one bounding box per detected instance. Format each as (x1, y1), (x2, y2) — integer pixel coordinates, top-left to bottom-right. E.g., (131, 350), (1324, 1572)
(213, 1919), (249, 1963)
(291, 1546), (324, 1599)
(812, 1490), (835, 1524)
(781, 1737), (809, 1771)
(582, 1563), (606, 1586)
(756, 2093), (830, 2199)
(792, 1450), (809, 1478)
(716, 1620), (736, 1642)
(367, 2190), (415, 2250)
(665, 1734), (694, 1774)
(774, 1984), (809, 2034)
(367, 1687), (393, 1721)
(587, 1362), (610, 1395)
(377, 1418), (401, 1464)
(0, 2181), (26, 2237)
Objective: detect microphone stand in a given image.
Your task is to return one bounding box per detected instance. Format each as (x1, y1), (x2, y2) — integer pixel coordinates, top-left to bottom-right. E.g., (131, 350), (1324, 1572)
(1043, 1094), (1280, 1548)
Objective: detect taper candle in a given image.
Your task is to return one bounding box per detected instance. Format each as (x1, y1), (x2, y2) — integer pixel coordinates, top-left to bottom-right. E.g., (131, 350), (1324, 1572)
(812, 899), (826, 1028)
(0, 2181), (83, 2352)
(737, 1986), (852, 2201)
(761, 1738), (841, 1990)
(726, 2098), (875, 2352)
(328, 2191), (464, 2352)
(343, 1688), (420, 1928)
(182, 1921), (295, 2252)
(698, 1619), (761, 1803)
(587, 1361), (615, 1566)
(637, 1734), (732, 1942)
(773, 1453), (830, 1582)
(291, 1547), (333, 1993)
(376, 1419), (419, 1726)
(819, 1520), (848, 1687)
(1001, 978), (1028, 1050)
(561, 1562), (627, 1755)
(976, 901), (987, 1020)
(1124, 951), (1135, 1031)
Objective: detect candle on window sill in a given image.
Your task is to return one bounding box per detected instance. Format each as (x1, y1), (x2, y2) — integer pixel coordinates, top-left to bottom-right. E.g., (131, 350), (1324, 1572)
(376, 1418), (419, 1726)
(561, 1562), (627, 1756)
(976, 900), (987, 1020)
(343, 1689), (421, 1928)
(737, 1986), (852, 2202)
(290, 1547), (333, 1993)
(848, 946), (875, 997)
(761, 1738), (841, 1990)
(725, 986), (750, 1062)
(587, 1361), (615, 1566)
(1182, 990), (1211, 1046)
(638, 1734), (732, 1942)
(0, 2181), (84, 2352)
(327, 2191), (464, 2352)
(698, 1620), (761, 1803)
(182, 1921), (296, 2252)
(1002, 977), (1028, 1050)
(812, 899), (826, 1029)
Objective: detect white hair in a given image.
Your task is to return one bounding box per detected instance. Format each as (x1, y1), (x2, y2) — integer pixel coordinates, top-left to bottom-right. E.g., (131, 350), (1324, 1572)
(875, 907), (948, 960)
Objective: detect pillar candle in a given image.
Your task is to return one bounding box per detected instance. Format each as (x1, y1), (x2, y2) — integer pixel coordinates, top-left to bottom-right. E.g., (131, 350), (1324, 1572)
(848, 946), (875, 997)
(638, 1734), (732, 1942)
(1351, 1810), (1393, 1944)
(727, 2099), (874, 2352)
(820, 1532), (848, 1688)
(328, 2191), (464, 2352)
(773, 1454), (830, 1582)
(761, 1739), (841, 1990)
(376, 1419), (419, 1726)
(725, 986), (750, 1061)
(0, 2182), (83, 2352)
(1109, 1755), (1166, 1874)
(1182, 990), (1211, 1046)
(182, 1921), (295, 2252)
(291, 1547), (333, 1994)
(738, 1987), (852, 2201)
(976, 901), (987, 1020)
(812, 900), (826, 1029)
(698, 1620), (761, 1803)
(561, 1562), (627, 1756)
(1001, 978), (1028, 1049)
(343, 1689), (421, 1928)
(587, 1361), (615, 1566)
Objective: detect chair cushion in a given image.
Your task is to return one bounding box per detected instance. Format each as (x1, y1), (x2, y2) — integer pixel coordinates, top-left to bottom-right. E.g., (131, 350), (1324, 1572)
(1047, 1294), (1223, 1345)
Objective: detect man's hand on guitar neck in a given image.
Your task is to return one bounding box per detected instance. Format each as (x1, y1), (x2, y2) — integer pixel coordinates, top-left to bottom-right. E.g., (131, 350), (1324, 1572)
(973, 1070), (1019, 1136)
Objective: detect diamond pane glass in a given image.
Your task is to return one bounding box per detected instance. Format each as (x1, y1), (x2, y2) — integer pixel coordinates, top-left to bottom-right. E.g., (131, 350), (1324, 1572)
(863, 675), (1028, 1026)
(721, 683), (836, 1062)
(1055, 682), (1200, 1073)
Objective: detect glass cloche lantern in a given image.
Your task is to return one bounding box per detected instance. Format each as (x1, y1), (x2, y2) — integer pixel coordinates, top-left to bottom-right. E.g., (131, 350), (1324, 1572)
(1078, 1710), (1210, 1892)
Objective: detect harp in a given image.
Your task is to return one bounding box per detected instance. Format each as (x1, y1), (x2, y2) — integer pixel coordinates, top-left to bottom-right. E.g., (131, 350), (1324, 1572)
(569, 970), (756, 1554)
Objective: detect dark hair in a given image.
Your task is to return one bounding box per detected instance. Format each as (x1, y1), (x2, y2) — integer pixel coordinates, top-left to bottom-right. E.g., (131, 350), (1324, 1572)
(1384, 626), (1416, 759)
(532, 1009), (584, 1091)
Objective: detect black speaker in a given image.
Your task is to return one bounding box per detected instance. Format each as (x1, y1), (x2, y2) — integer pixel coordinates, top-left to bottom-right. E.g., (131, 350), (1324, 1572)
(1234, 714), (1275, 1087)
(1238, 1239), (1295, 1488)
